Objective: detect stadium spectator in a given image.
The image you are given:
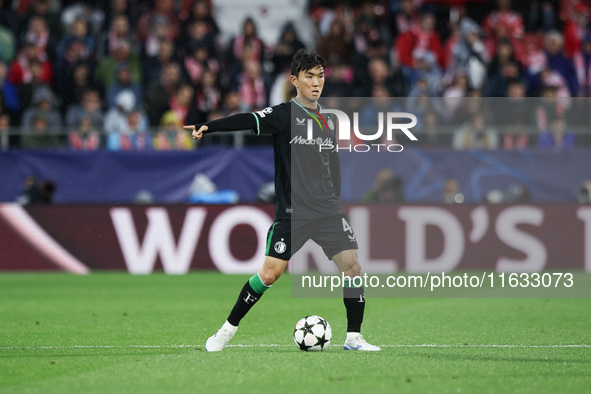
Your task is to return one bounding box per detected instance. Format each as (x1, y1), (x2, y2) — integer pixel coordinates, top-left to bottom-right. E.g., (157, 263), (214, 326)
(365, 57), (406, 97)
(406, 83), (445, 129)
(141, 15), (175, 60)
(317, 19), (351, 65)
(573, 32), (591, 96)
(395, 12), (443, 72)
(576, 178), (591, 203)
(97, 14), (139, 60)
(183, 42), (219, 86)
(563, 3), (589, 58)
(20, 111), (61, 149)
(221, 90), (242, 116)
(154, 110), (194, 151)
(184, 18), (217, 58)
(442, 71), (469, 118)
(0, 111), (10, 149)
(20, 85), (61, 131)
(104, 90), (147, 135)
(443, 178), (464, 204)
(144, 62), (183, 126)
(323, 62), (354, 97)
(486, 38), (520, 79)
(351, 1), (387, 58)
(68, 115), (101, 150)
(181, 0), (219, 39)
(60, 1), (105, 36)
(531, 31), (579, 96)
(268, 68), (294, 106)
(194, 68), (221, 114)
(106, 109), (150, 151)
(448, 18), (488, 91)
(17, 0), (62, 40)
(8, 39), (53, 86)
(452, 113), (499, 150)
(16, 174), (55, 203)
(534, 83), (568, 131)
(102, 0), (137, 35)
(234, 60), (268, 111)
(526, 0), (557, 32)
(362, 168), (404, 203)
(0, 0), (15, 32)
(0, 61), (20, 116)
(94, 39), (141, 93)
(499, 81), (530, 149)
(271, 22), (305, 77)
(168, 83), (198, 126)
(484, 60), (525, 97)
(53, 38), (95, 98)
(105, 62), (142, 109)
(414, 109), (450, 147)
(538, 115), (575, 149)
(65, 88), (103, 129)
(350, 37), (390, 94)
(59, 61), (99, 113)
(358, 85), (402, 143)
(407, 49), (442, 94)
(136, 0), (180, 43)
(483, 0), (524, 40)
(19, 14), (56, 62)
(56, 16), (96, 61)
(0, 22), (16, 62)
(227, 17), (265, 71)
(392, 0), (420, 36)
(143, 39), (179, 87)
(316, 0), (354, 38)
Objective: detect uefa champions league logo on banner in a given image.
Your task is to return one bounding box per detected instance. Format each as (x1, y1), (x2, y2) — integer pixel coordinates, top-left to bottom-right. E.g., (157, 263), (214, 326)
(309, 110), (419, 153)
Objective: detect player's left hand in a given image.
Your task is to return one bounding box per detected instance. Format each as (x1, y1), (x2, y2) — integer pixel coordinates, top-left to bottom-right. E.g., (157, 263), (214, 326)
(184, 124), (208, 140)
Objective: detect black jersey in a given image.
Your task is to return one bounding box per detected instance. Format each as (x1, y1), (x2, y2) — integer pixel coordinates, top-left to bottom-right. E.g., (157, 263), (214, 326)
(250, 98), (341, 220)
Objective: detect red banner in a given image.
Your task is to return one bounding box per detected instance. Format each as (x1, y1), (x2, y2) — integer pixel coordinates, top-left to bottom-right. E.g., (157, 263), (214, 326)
(0, 203), (589, 274)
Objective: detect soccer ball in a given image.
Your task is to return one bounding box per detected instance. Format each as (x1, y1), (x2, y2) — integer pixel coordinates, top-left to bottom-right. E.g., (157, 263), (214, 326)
(293, 315), (332, 351)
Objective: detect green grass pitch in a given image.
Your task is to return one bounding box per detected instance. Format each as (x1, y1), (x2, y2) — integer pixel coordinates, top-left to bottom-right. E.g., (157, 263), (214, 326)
(0, 272), (590, 393)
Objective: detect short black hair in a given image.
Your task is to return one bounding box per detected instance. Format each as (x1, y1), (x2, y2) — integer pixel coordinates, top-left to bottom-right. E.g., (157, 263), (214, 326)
(290, 49), (326, 76)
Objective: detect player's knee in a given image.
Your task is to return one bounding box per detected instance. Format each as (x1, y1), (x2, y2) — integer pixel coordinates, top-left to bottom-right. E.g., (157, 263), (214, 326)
(342, 260), (361, 278)
(259, 268), (282, 285)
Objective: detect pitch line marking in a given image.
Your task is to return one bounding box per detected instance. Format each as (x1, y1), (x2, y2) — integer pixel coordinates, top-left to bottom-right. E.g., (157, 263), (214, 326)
(0, 344), (589, 350)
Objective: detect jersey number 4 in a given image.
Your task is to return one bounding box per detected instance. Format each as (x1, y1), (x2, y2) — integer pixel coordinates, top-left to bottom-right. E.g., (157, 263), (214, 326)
(342, 217), (356, 241)
(342, 218), (352, 233)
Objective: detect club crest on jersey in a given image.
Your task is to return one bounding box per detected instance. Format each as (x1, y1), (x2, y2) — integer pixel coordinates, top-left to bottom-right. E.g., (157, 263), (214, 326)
(327, 117), (335, 131)
(274, 241), (287, 254)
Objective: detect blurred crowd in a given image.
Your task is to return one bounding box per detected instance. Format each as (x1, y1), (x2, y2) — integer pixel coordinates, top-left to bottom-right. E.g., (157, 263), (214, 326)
(0, 0), (590, 151)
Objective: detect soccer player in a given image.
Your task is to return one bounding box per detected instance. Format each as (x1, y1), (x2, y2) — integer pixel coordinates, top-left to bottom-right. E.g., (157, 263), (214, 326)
(184, 49), (380, 352)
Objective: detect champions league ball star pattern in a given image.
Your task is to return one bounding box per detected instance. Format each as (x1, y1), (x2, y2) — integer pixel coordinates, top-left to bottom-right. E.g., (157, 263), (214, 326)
(293, 315), (332, 351)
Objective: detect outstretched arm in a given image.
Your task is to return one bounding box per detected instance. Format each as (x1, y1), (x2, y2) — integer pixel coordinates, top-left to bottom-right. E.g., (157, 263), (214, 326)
(184, 113), (259, 140)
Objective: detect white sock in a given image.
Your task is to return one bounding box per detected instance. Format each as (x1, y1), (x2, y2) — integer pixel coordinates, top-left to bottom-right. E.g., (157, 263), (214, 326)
(222, 320), (238, 334)
(346, 332), (360, 341)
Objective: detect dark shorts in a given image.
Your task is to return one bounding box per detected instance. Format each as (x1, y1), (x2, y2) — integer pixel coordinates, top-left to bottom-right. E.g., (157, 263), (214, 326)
(265, 213), (359, 260)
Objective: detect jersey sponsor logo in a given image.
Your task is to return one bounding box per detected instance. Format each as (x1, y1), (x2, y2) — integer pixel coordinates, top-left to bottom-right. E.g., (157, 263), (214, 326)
(256, 107), (273, 118)
(296, 117), (306, 125)
(289, 135), (334, 147)
(274, 240), (287, 254)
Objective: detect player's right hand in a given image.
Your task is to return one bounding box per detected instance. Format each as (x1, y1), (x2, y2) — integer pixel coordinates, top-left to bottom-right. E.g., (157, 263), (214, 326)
(183, 124), (208, 140)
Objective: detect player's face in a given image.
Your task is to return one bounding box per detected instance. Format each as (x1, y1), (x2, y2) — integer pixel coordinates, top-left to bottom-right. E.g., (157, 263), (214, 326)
(292, 66), (325, 104)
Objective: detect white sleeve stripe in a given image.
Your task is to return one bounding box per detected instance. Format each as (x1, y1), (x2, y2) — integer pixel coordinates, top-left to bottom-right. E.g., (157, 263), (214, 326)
(251, 113), (261, 136)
